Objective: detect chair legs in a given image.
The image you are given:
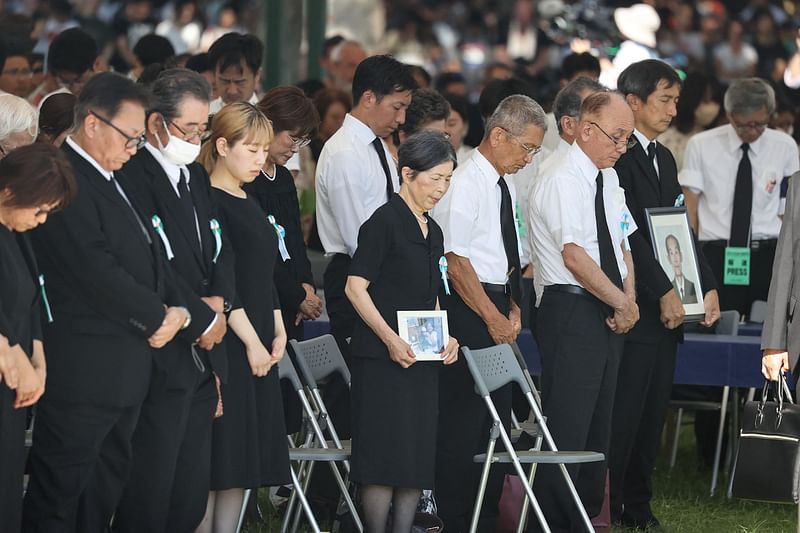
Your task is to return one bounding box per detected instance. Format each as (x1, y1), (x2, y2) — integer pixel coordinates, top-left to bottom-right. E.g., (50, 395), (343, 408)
(669, 408), (683, 469)
(710, 386), (730, 497)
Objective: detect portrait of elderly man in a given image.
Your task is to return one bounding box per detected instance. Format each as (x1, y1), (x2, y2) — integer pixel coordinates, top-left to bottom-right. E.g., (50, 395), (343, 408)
(665, 234), (698, 305)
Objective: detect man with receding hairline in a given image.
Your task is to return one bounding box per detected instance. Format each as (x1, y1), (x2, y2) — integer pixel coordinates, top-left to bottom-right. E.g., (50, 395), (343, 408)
(529, 91), (639, 532)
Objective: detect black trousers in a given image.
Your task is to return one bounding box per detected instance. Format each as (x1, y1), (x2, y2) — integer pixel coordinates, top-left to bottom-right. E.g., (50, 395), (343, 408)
(609, 334), (677, 523)
(0, 383), (26, 533)
(113, 360), (217, 533)
(22, 398), (141, 533)
(435, 289), (511, 533)
(530, 289), (623, 532)
(701, 240), (776, 318)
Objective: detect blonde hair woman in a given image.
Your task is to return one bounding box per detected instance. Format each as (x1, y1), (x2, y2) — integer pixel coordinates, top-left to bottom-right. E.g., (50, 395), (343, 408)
(195, 103), (291, 533)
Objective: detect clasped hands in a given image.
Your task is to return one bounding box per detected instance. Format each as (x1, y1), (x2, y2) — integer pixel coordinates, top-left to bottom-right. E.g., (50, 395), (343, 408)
(0, 336), (46, 409)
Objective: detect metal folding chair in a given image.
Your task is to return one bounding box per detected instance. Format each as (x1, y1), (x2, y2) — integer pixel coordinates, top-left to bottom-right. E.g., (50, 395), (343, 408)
(462, 344), (605, 533)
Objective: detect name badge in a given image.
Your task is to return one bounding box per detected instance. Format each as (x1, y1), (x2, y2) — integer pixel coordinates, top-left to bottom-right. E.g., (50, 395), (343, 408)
(724, 246), (750, 286)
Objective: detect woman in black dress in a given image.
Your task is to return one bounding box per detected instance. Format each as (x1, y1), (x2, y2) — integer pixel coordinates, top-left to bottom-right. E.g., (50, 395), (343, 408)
(195, 102), (291, 533)
(345, 131), (460, 533)
(0, 144), (76, 532)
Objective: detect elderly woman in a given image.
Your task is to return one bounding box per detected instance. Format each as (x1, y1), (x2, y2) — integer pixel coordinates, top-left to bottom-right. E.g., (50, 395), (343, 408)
(345, 130), (459, 533)
(0, 94), (38, 156)
(0, 143), (77, 533)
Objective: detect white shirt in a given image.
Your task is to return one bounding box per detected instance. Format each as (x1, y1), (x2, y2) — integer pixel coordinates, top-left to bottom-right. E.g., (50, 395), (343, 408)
(599, 40), (658, 89)
(315, 113), (399, 256)
(432, 148), (522, 285)
(633, 129), (659, 177)
(510, 146), (550, 269)
(209, 92), (259, 115)
(66, 136), (113, 180)
(541, 112), (560, 153)
(528, 137), (571, 305)
(679, 124), (799, 241)
(530, 142), (637, 288)
(713, 42), (758, 83)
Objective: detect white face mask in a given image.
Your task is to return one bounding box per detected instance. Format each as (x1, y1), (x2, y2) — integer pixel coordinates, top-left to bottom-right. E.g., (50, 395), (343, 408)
(156, 119), (201, 165)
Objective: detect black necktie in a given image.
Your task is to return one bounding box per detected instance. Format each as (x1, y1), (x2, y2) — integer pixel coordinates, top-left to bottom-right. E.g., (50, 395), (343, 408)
(730, 143), (752, 247)
(178, 170), (201, 250)
(371, 137), (394, 201)
(595, 172), (623, 290)
(110, 173), (151, 244)
(498, 177), (522, 305)
(647, 142), (658, 179)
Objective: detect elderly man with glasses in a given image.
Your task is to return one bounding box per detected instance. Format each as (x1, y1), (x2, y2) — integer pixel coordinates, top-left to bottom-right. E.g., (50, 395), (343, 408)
(432, 94), (547, 531)
(680, 78), (800, 318)
(528, 90), (639, 532)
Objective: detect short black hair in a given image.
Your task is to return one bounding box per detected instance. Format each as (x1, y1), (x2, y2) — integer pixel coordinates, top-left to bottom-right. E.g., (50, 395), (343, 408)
(443, 92), (469, 122)
(478, 77), (536, 119)
(552, 77), (606, 133)
(434, 72), (467, 94)
(561, 52), (601, 81)
(149, 68), (211, 122)
(322, 35), (345, 60)
(351, 54), (417, 106)
(185, 52), (213, 74)
(74, 71), (150, 127)
(48, 28), (97, 76)
(674, 71), (712, 133)
(408, 64), (431, 87)
(617, 59), (681, 103)
(207, 32), (263, 75)
(401, 88), (450, 136)
(133, 34), (175, 68)
(296, 78), (325, 98)
(398, 129), (457, 178)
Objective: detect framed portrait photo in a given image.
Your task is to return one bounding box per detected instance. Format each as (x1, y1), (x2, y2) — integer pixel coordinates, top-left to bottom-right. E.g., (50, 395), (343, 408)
(397, 310), (450, 362)
(644, 207), (705, 322)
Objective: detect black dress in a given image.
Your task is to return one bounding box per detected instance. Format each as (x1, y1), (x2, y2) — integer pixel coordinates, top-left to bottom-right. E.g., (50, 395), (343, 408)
(0, 228), (41, 532)
(208, 189), (291, 489)
(349, 194), (445, 489)
(243, 165), (315, 434)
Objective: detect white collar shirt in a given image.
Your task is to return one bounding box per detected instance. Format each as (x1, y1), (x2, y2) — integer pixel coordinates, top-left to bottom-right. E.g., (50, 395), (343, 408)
(679, 124), (799, 241)
(432, 148), (521, 285)
(67, 136), (113, 181)
(633, 128), (659, 177)
(510, 145), (550, 269)
(530, 142), (637, 288)
(315, 113), (399, 256)
(209, 92), (259, 115)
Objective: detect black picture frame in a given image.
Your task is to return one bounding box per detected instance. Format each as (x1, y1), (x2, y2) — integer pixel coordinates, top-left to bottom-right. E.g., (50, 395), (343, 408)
(644, 207), (705, 322)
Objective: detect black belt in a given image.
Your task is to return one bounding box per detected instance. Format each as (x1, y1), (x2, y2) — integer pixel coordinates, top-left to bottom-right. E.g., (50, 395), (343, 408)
(481, 282), (510, 295)
(703, 239), (777, 251)
(544, 284), (592, 297)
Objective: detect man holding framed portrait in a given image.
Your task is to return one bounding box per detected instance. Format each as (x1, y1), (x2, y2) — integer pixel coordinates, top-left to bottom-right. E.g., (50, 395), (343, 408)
(610, 59), (720, 532)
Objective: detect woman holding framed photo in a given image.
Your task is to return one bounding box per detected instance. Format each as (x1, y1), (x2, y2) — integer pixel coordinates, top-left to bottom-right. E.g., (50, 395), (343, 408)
(345, 130), (460, 533)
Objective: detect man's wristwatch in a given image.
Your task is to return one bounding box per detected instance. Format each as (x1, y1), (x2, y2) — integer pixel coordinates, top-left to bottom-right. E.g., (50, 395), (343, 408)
(223, 299), (232, 313)
(180, 307), (192, 330)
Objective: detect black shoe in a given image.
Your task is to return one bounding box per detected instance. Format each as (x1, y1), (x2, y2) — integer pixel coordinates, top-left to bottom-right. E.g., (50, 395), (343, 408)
(618, 512), (663, 531)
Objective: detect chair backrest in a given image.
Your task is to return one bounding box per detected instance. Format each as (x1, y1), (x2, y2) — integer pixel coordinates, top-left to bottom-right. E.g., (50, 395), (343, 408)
(716, 310), (740, 335)
(277, 353), (304, 392)
(289, 335), (352, 389)
(461, 344), (533, 397)
(749, 300), (768, 324)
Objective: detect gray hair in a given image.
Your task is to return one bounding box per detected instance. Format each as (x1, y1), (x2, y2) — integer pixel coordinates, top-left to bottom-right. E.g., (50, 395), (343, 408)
(724, 78), (775, 116)
(483, 94), (547, 140)
(330, 40), (367, 63)
(0, 94), (38, 141)
(149, 68), (212, 122)
(553, 77), (606, 134)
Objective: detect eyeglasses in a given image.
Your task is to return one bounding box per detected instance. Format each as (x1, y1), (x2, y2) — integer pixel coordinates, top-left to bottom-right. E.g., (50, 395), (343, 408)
(590, 121), (636, 150)
(288, 134), (311, 150)
(169, 120), (211, 142)
(731, 120), (768, 132)
(500, 128), (542, 157)
(90, 110), (147, 150)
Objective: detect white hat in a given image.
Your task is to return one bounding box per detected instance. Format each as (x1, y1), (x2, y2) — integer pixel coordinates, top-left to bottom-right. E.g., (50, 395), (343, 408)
(614, 3), (661, 49)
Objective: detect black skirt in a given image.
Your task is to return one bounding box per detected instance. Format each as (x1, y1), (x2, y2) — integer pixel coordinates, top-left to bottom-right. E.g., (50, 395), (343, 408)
(350, 356), (439, 488)
(0, 383), (26, 532)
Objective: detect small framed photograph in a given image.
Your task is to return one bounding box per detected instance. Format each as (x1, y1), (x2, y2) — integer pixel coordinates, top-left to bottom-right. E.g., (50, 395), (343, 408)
(397, 310), (449, 361)
(645, 207), (705, 322)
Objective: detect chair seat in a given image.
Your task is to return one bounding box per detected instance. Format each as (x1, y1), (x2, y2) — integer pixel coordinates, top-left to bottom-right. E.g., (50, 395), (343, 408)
(474, 450), (604, 464)
(289, 447), (351, 462)
(670, 400), (722, 411)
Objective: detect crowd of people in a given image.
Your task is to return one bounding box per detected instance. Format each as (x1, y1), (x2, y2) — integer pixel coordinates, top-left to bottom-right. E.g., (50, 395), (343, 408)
(0, 1), (800, 533)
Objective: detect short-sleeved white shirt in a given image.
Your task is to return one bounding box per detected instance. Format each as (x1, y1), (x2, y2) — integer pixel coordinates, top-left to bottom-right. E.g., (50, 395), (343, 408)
(679, 124), (799, 241)
(432, 148), (521, 285)
(315, 114), (399, 256)
(529, 142), (637, 288)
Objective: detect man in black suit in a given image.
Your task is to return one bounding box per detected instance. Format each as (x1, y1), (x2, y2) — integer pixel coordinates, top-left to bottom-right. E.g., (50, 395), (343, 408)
(666, 234), (698, 304)
(113, 69), (234, 533)
(610, 60), (720, 530)
(23, 72), (191, 533)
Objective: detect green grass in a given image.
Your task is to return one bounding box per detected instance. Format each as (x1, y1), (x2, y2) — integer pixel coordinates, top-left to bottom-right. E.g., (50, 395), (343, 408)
(244, 415), (799, 532)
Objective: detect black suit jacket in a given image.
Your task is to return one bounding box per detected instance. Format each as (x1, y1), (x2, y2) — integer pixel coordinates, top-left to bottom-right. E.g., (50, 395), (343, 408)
(31, 142), (187, 407)
(615, 140), (717, 343)
(672, 276), (698, 304)
(121, 148), (236, 383)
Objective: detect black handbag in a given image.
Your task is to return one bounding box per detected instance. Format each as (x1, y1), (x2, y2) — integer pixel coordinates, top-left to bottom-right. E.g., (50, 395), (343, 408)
(732, 376), (800, 503)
